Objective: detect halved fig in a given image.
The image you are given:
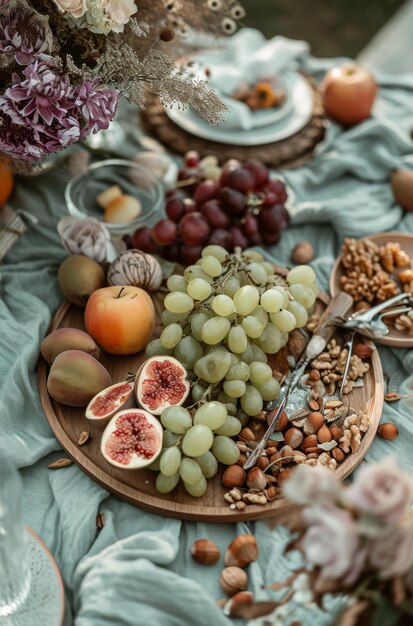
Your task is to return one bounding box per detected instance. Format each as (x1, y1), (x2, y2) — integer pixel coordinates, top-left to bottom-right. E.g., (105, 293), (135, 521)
(85, 381), (135, 428)
(135, 356), (190, 416)
(101, 409), (163, 470)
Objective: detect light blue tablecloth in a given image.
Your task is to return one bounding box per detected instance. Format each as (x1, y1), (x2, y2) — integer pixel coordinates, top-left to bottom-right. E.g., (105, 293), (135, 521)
(1, 50), (413, 626)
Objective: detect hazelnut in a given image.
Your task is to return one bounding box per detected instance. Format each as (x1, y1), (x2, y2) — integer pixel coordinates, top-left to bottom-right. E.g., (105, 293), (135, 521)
(354, 343), (374, 359)
(301, 434), (318, 450)
(309, 368), (321, 382)
(224, 535), (259, 568)
(239, 427), (255, 442)
(317, 424), (333, 443)
(223, 591), (254, 617)
(291, 241), (314, 264)
(257, 456), (270, 470)
(304, 411), (324, 434)
(329, 424), (344, 441)
(332, 448), (345, 462)
(277, 467), (293, 483)
(222, 465), (246, 488)
(220, 566), (248, 596)
(354, 301), (371, 312)
(246, 467), (268, 491)
(378, 423), (399, 440)
(265, 486), (279, 501)
(191, 539), (220, 565)
(267, 410), (288, 431)
(284, 427), (304, 449)
(236, 454), (247, 467)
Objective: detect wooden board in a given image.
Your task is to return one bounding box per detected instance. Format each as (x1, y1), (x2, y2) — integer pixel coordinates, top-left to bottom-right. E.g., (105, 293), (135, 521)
(37, 295), (384, 523)
(330, 231), (413, 347)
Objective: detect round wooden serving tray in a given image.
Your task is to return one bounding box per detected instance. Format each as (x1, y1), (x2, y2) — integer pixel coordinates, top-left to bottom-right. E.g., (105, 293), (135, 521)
(140, 74), (327, 170)
(38, 294), (383, 523)
(330, 231), (413, 348)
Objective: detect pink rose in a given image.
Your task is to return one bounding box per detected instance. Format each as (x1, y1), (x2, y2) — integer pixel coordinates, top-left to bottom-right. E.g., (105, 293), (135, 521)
(52, 0), (86, 18)
(57, 216), (120, 263)
(302, 504), (365, 584)
(282, 464), (341, 505)
(369, 525), (413, 579)
(345, 458), (413, 525)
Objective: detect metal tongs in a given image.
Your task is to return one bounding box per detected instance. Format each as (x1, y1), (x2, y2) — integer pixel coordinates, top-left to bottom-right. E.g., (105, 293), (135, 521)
(338, 292), (413, 396)
(244, 292), (354, 470)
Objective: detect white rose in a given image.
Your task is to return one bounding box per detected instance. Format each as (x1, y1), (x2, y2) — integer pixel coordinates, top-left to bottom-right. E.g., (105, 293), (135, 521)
(52, 0), (86, 18)
(282, 464), (341, 505)
(57, 216), (119, 264)
(369, 525), (413, 579)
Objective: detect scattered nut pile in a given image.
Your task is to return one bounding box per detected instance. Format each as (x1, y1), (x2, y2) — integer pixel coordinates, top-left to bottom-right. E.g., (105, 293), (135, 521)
(339, 238), (413, 332)
(220, 335), (373, 510)
(191, 534), (258, 618)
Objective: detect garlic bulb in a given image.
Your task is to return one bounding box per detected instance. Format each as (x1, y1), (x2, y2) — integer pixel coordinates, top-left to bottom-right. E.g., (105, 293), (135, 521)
(107, 249), (163, 291)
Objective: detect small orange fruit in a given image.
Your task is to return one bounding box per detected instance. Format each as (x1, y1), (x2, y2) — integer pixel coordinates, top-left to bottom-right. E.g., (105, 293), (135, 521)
(0, 159), (13, 207)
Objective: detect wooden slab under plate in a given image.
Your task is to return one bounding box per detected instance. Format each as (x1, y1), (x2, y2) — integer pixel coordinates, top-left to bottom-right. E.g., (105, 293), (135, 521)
(38, 294), (384, 523)
(330, 231), (413, 347)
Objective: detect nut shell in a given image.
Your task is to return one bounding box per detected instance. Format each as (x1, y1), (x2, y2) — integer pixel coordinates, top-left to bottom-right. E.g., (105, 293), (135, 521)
(191, 539), (220, 565)
(378, 422), (399, 440)
(224, 535), (259, 568)
(224, 591), (254, 617)
(220, 566), (248, 596)
(222, 465), (246, 489)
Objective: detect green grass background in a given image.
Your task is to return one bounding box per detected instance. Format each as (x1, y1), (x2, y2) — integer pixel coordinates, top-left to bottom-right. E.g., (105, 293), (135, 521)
(241, 0), (405, 57)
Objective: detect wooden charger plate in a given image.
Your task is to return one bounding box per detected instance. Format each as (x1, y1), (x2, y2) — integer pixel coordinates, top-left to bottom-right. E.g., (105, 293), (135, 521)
(38, 293), (383, 523)
(330, 231), (413, 347)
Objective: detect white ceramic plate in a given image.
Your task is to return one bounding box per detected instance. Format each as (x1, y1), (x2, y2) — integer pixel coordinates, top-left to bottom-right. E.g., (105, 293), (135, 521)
(166, 71), (313, 146)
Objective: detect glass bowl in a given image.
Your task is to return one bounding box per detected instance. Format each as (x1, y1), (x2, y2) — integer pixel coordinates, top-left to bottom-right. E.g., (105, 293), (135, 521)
(65, 159), (164, 236)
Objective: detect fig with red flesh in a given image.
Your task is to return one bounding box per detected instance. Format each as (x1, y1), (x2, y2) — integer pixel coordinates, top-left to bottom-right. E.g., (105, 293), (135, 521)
(135, 356), (190, 416)
(85, 381), (135, 427)
(101, 409), (163, 469)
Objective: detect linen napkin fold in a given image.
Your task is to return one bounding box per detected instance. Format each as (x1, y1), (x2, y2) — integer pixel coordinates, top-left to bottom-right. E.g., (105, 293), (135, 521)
(197, 29), (309, 131)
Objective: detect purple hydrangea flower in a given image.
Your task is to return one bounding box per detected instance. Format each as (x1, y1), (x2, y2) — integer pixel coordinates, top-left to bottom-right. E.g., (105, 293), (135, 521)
(75, 80), (120, 135)
(0, 2), (53, 65)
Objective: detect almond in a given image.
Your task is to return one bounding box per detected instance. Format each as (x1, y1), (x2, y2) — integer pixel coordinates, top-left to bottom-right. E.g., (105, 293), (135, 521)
(329, 424), (344, 441)
(378, 423), (399, 440)
(332, 448), (345, 462)
(239, 427), (255, 442)
(317, 424), (332, 443)
(308, 399), (320, 411)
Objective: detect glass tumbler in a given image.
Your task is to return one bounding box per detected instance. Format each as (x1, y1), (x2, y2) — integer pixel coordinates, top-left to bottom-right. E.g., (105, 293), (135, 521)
(0, 459), (31, 617)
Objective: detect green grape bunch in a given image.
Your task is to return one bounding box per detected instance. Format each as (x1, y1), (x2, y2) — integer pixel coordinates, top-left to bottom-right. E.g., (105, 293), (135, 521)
(146, 245), (319, 497)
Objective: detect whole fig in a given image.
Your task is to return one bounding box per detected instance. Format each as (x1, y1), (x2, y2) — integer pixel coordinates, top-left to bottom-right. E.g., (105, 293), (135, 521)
(41, 328), (100, 364)
(47, 350), (112, 407)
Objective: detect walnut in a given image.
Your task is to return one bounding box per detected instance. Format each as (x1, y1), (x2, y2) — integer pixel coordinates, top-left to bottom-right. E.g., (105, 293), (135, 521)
(317, 453), (337, 470)
(395, 313), (413, 333)
(349, 425), (361, 452)
(339, 430), (352, 453)
(348, 355), (369, 380)
(307, 314), (320, 333)
(359, 413), (370, 433)
(305, 458), (318, 466)
(327, 338), (342, 359)
(343, 414), (360, 429)
(311, 356), (335, 370)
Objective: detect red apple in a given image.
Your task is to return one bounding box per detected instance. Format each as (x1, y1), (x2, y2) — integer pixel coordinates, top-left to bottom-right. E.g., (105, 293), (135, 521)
(84, 286), (155, 355)
(321, 64), (378, 126)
